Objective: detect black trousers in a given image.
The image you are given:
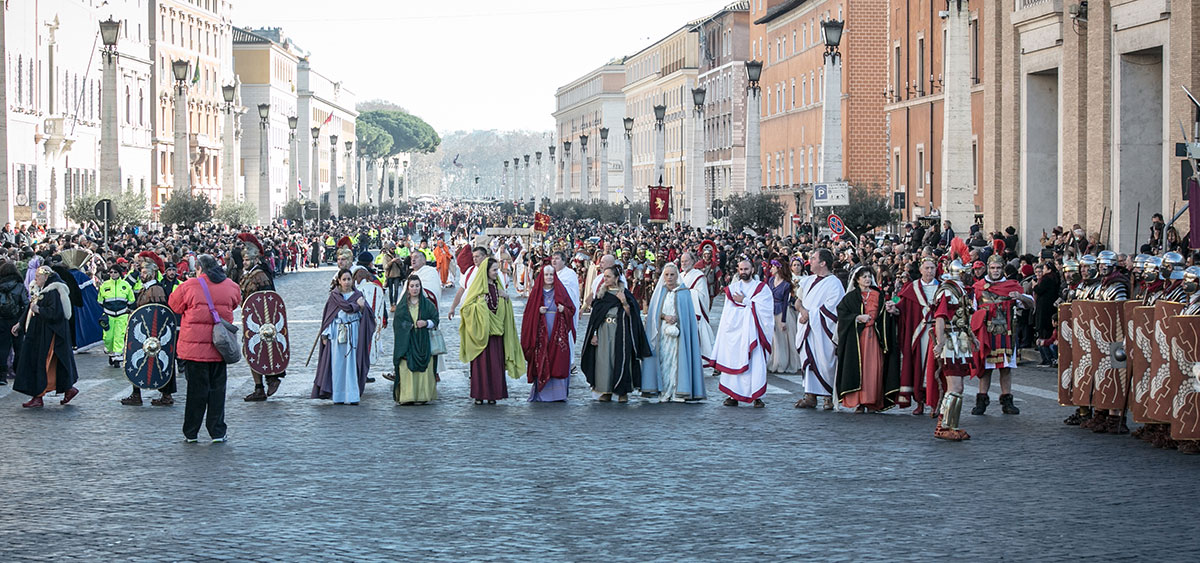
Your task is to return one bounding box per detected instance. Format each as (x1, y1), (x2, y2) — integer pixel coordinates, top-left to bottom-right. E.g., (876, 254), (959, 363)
(182, 360), (227, 440)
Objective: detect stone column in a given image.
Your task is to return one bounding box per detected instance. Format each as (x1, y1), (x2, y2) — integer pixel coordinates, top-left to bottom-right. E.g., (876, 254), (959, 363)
(746, 88), (761, 194)
(379, 158), (389, 207)
(258, 114), (270, 223)
(100, 44), (120, 195)
(819, 52), (843, 183)
(691, 100), (707, 227)
(0, 5), (8, 223)
(579, 137), (590, 201)
(343, 141), (354, 206)
(287, 129), (298, 205)
(311, 135), (320, 219)
(599, 132), (610, 203)
(940, 1), (975, 235)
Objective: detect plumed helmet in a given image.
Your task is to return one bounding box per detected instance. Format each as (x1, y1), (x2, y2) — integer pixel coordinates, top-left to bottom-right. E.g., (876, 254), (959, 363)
(137, 251), (165, 274)
(942, 259), (969, 280)
(238, 233), (265, 258)
(1097, 250), (1118, 266)
(1163, 251), (1186, 279)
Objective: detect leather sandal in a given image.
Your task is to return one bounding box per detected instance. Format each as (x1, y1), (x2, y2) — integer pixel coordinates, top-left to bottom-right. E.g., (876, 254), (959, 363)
(794, 394), (817, 409)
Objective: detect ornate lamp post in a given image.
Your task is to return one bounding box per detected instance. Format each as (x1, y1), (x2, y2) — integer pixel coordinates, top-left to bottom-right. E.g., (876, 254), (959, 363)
(548, 144), (557, 203)
(171, 58), (192, 194)
(745, 60), (763, 194)
(257, 102), (270, 221)
(310, 126), (321, 220)
(523, 154), (531, 205)
(222, 84), (239, 202)
(344, 140), (354, 205)
(534, 151), (543, 211)
(691, 86), (707, 227)
(578, 135), (589, 202)
(98, 17), (121, 195)
(819, 19), (845, 185)
(287, 115), (298, 205)
(623, 117), (634, 205)
(599, 127), (609, 203)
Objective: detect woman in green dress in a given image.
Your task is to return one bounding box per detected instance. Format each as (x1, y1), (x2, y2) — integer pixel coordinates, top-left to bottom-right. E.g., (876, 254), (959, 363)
(391, 275), (439, 405)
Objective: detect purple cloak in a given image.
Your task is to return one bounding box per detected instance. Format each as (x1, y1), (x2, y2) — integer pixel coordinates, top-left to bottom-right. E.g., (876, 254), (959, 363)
(310, 289), (377, 399)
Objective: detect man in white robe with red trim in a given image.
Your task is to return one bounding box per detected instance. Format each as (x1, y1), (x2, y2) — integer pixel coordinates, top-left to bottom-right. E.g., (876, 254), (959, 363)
(679, 251), (715, 365)
(794, 249), (844, 410)
(714, 259), (774, 408)
(897, 257), (940, 414)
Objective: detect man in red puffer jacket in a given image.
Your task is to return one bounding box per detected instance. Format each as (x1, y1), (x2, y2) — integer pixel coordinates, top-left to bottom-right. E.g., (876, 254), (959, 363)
(168, 254), (241, 443)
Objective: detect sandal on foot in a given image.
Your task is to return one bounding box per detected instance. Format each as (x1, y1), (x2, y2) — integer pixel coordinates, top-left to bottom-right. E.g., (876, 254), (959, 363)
(723, 397), (738, 407)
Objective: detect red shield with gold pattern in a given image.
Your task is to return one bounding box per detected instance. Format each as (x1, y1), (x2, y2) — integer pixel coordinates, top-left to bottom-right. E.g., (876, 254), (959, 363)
(1167, 315), (1200, 440)
(1128, 305), (1158, 423)
(242, 290), (290, 376)
(1147, 300), (1185, 422)
(1057, 303), (1075, 406)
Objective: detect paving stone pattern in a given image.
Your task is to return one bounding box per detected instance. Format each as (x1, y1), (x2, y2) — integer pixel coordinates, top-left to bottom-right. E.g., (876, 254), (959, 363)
(0, 267), (1196, 561)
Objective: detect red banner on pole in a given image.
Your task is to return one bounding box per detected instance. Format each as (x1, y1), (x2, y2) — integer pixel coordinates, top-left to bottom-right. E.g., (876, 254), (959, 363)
(649, 185), (671, 223)
(533, 212), (551, 233)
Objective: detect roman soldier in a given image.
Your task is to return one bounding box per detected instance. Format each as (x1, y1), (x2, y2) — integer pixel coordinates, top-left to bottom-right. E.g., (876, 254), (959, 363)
(335, 236), (355, 271)
(1081, 250), (1131, 434)
(119, 251), (175, 406)
(1134, 251), (1188, 444)
(932, 259), (978, 441)
(970, 254), (1034, 416)
(696, 241), (722, 307)
(239, 232), (285, 402)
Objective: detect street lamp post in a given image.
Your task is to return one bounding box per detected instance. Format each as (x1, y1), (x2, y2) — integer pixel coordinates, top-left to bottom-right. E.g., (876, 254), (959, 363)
(819, 19), (844, 184)
(579, 135), (589, 202)
(379, 157), (390, 208)
(599, 127), (609, 204)
(745, 60), (763, 194)
(392, 157), (402, 207)
(535, 151), (543, 211)
(653, 104), (666, 186)
(222, 84), (239, 203)
(257, 103), (270, 223)
(402, 159), (409, 203)
(503, 160), (509, 201)
(690, 87), (707, 227)
(344, 140), (354, 206)
(287, 115), (298, 206)
(513, 157), (521, 202)
(561, 142), (571, 201)
(548, 145), (557, 203)
(310, 126), (320, 221)
(623, 117), (634, 208)
(171, 58), (192, 195)
(523, 154), (531, 207)
(329, 134), (340, 218)
(98, 17), (121, 196)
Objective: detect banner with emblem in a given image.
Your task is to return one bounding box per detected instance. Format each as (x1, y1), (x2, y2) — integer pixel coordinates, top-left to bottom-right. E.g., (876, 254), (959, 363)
(1128, 305), (1158, 423)
(1147, 300), (1186, 422)
(533, 212), (551, 234)
(1058, 302), (1075, 406)
(649, 185), (671, 223)
(1168, 314), (1200, 440)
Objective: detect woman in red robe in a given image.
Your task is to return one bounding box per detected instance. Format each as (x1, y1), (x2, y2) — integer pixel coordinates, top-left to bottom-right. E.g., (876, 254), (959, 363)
(520, 265), (576, 402)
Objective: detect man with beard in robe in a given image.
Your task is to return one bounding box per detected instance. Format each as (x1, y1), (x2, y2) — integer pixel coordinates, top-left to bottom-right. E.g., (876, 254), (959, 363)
(970, 254), (1034, 416)
(794, 249), (845, 410)
(13, 266), (81, 408)
(897, 257), (940, 414)
(521, 265), (576, 402)
(678, 251), (715, 366)
(713, 259), (774, 408)
(410, 251), (444, 309)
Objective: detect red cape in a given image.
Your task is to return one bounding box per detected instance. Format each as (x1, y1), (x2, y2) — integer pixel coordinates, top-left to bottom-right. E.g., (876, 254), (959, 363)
(897, 280), (937, 406)
(970, 277), (1024, 375)
(520, 271), (576, 390)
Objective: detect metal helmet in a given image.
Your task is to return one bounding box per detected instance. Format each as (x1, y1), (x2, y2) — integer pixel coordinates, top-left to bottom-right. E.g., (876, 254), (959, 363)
(1061, 259), (1080, 273)
(1097, 250), (1118, 266)
(1133, 253), (1150, 273)
(942, 259), (968, 281)
(1184, 266), (1200, 293)
(1163, 251), (1186, 280)
(1080, 254), (1098, 280)
(1142, 256), (1164, 281)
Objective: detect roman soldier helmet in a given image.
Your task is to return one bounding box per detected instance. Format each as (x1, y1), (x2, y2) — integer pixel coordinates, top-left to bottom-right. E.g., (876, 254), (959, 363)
(1142, 256), (1163, 281)
(336, 236), (354, 261)
(1163, 251), (1186, 280)
(1080, 254), (1098, 280)
(942, 259), (969, 281)
(238, 232), (265, 259)
(1097, 250), (1118, 267)
(987, 254), (1005, 267)
(1133, 253), (1150, 273)
(1061, 258), (1080, 273)
(137, 250), (166, 274)
(1183, 266), (1200, 293)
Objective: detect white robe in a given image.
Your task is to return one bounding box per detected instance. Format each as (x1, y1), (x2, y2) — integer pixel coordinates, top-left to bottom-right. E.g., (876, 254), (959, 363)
(557, 266), (582, 367)
(412, 265), (443, 308)
(795, 274), (844, 397)
(680, 268), (715, 363)
(356, 280), (387, 366)
(714, 278), (774, 402)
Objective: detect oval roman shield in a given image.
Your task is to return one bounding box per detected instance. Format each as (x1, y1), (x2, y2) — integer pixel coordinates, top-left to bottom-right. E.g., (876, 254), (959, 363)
(242, 291), (290, 376)
(1087, 301), (1125, 410)
(1129, 305), (1157, 423)
(1070, 301), (1097, 407)
(123, 304), (178, 390)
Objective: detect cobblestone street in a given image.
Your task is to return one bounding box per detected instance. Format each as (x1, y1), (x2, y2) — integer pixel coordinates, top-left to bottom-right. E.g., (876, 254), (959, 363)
(1, 267), (1197, 561)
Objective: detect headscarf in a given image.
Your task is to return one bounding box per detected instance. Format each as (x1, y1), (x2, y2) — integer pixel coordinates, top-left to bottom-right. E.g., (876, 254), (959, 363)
(520, 265), (576, 389)
(458, 257), (526, 378)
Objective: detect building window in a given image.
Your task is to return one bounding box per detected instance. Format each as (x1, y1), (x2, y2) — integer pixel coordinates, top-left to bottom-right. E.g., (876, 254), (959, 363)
(791, 78), (796, 108)
(917, 37), (925, 96)
(894, 150), (901, 191)
(916, 148), (925, 198)
(971, 19), (980, 83)
(894, 45), (902, 98)
(792, 30), (797, 54)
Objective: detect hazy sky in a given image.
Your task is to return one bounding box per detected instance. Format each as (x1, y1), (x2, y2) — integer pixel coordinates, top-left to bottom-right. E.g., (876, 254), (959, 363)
(235, 0), (735, 134)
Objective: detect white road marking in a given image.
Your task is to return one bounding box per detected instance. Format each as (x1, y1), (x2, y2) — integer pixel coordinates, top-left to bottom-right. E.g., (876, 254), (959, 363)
(1010, 383), (1059, 401)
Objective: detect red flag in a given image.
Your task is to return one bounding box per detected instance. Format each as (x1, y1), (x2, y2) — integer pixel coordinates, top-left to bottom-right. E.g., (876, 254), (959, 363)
(321, 111), (334, 128)
(533, 212), (551, 233)
(648, 185), (670, 223)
